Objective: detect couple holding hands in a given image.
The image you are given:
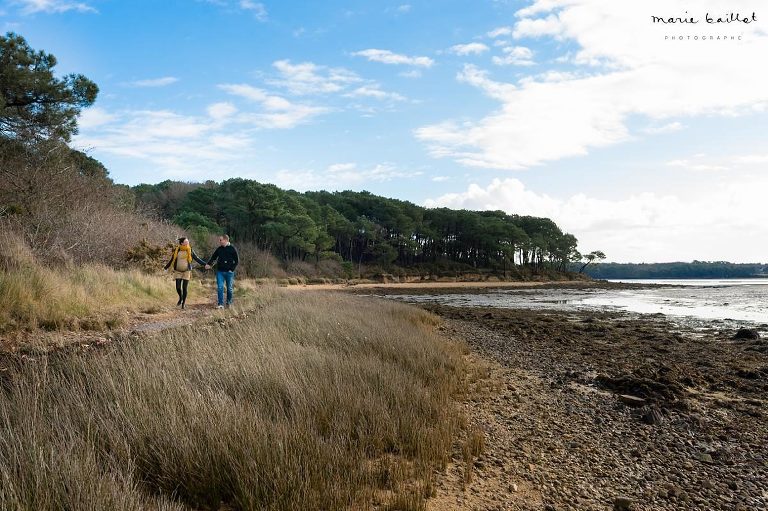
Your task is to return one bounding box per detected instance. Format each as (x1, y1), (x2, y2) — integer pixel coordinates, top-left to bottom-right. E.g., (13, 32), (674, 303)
(164, 234), (238, 309)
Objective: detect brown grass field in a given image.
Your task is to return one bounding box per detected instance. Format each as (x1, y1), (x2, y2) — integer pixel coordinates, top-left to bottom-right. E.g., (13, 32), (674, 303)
(0, 280), (466, 510)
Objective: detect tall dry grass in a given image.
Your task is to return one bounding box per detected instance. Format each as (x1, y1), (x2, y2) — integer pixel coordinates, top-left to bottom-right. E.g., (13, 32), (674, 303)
(0, 229), (177, 332)
(0, 290), (465, 510)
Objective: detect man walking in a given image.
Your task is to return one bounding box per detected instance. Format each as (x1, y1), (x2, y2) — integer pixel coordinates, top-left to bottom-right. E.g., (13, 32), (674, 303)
(205, 234), (239, 308)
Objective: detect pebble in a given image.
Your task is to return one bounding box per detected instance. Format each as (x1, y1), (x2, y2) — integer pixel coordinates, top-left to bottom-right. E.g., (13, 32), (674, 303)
(613, 496), (634, 510)
(618, 394), (646, 407)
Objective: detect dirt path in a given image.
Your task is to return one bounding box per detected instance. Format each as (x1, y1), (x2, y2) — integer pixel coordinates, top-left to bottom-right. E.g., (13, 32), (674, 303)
(124, 300), (214, 333)
(0, 296), (228, 354)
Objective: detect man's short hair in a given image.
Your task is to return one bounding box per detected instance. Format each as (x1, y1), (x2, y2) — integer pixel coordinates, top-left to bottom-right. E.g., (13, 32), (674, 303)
(220, 234), (230, 241)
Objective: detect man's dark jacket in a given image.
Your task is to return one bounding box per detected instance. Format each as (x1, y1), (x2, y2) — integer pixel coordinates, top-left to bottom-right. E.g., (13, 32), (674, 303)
(207, 244), (239, 272)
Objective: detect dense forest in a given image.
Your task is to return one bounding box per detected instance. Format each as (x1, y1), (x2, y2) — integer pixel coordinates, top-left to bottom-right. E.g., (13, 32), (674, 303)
(579, 261), (768, 280)
(133, 179), (583, 277)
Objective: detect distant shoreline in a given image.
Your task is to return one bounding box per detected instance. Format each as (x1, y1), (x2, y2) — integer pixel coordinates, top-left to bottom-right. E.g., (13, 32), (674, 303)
(285, 279), (664, 293)
(287, 280), (586, 291)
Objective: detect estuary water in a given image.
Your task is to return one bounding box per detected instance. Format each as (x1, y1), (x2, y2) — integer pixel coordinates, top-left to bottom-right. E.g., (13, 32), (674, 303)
(382, 279), (768, 327)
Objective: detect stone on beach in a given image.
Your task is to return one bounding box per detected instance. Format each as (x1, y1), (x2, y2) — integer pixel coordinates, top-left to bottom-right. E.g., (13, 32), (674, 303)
(733, 328), (760, 340)
(613, 496), (634, 511)
(618, 394), (646, 407)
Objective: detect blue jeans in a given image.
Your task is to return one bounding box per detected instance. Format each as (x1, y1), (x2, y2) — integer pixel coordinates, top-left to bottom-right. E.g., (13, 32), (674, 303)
(216, 270), (235, 306)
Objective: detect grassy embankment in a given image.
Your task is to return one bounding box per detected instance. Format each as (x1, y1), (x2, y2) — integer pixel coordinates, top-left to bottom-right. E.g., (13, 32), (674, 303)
(0, 232), (182, 333)
(0, 235), (467, 510)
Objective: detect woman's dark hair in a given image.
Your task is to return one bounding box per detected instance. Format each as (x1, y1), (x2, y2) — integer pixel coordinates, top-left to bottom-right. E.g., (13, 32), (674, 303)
(178, 237), (188, 244)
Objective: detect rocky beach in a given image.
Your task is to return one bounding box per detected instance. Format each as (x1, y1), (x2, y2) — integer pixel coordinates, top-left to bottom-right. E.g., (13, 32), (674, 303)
(354, 283), (768, 510)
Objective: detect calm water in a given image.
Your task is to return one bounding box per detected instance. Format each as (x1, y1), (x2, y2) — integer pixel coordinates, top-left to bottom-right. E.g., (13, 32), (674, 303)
(381, 279), (768, 327)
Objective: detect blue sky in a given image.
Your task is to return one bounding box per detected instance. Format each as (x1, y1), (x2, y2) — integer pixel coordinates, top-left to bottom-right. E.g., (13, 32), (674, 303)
(3, 0), (768, 262)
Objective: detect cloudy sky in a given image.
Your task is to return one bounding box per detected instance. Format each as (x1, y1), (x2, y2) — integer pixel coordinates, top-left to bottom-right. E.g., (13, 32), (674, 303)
(3, 0), (768, 263)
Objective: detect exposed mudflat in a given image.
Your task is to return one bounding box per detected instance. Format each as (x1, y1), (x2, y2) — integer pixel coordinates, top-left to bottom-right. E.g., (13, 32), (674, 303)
(426, 305), (767, 511)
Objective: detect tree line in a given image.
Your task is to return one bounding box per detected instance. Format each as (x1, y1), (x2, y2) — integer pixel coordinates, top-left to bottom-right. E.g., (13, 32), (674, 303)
(580, 261), (768, 280)
(134, 179), (582, 275)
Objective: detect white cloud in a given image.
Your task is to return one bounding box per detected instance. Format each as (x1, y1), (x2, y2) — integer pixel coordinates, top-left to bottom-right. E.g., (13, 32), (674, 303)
(416, 0), (768, 170)
(512, 14), (563, 39)
(642, 121), (684, 134)
(345, 85), (406, 102)
(666, 159), (728, 172)
(239, 0), (267, 21)
(268, 60), (406, 106)
(513, 1), (560, 18)
(219, 83), (329, 128)
(128, 77), (179, 87)
(353, 49), (434, 67)
(492, 46), (535, 66)
(274, 162), (419, 191)
(456, 64), (515, 100)
(201, 0), (267, 20)
(399, 69), (423, 79)
(518, 70), (582, 85)
(14, 0), (95, 13)
(77, 107), (117, 129)
(209, 133), (251, 149)
(74, 109), (254, 175)
(269, 60), (361, 95)
(487, 26), (512, 38)
(431, 175), (450, 182)
(207, 102), (237, 120)
(424, 177), (768, 263)
(735, 154), (768, 164)
(73, 80), (336, 174)
(327, 162), (357, 173)
(449, 43), (490, 56)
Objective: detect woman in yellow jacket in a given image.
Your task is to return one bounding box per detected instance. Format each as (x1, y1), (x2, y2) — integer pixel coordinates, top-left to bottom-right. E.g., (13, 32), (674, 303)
(164, 237), (208, 309)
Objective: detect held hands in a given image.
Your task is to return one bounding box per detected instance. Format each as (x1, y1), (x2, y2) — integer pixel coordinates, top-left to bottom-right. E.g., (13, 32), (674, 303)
(205, 264), (211, 270)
